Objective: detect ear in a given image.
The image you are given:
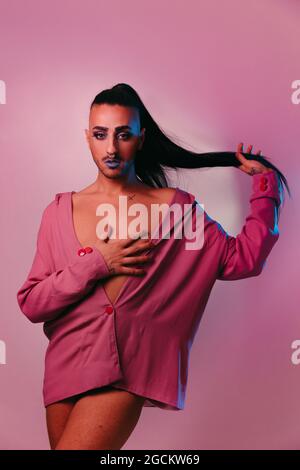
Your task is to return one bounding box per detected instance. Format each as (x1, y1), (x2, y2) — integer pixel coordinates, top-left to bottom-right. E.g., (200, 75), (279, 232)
(138, 127), (146, 150)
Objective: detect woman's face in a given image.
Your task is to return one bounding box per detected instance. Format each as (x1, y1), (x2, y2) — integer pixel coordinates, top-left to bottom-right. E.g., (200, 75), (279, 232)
(85, 103), (145, 179)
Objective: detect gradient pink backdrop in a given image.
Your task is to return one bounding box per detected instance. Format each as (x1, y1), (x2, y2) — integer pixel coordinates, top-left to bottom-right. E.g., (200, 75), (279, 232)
(1, 0), (299, 449)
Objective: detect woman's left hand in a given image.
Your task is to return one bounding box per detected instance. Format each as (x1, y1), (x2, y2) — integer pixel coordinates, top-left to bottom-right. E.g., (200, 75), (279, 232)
(235, 142), (272, 175)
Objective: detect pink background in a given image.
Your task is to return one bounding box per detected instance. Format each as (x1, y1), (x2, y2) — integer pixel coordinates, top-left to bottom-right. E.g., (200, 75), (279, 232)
(1, 0), (299, 449)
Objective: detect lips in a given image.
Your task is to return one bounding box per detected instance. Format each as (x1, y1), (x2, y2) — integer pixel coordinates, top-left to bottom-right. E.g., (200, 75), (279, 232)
(104, 159), (121, 168)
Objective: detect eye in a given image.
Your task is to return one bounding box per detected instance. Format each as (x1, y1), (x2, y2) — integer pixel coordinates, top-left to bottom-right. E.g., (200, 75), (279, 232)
(92, 132), (131, 141)
(118, 133), (131, 140)
(93, 133), (105, 140)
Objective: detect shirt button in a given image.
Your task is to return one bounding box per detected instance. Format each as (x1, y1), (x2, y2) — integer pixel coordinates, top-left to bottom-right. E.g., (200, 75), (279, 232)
(260, 183), (268, 191)
(105, 306), (114, 315)
(85, 246), (93, 253)
(260, 176), (268, 184)
(78, 248), (86, 256)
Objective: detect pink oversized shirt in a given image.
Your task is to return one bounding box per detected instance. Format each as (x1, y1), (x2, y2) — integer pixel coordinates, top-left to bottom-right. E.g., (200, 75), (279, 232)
(16, 170), (282, 410)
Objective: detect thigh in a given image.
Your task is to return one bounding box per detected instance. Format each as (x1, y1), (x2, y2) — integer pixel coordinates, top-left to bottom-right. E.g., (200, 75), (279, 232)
(45, 397), (77, 450)
(54, 386), (146, 450)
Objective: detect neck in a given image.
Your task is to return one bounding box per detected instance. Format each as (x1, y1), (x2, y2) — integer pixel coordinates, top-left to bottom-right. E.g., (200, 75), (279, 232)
(94, 168), (144, 196)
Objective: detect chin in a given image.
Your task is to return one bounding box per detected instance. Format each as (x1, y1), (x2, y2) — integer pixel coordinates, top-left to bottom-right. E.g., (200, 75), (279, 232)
(103, 169), (123, 178)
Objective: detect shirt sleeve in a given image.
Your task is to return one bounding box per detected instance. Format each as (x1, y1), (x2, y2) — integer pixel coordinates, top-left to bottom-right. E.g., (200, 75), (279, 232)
(16, 203), (111, 323)
(215, 170), (283, 280)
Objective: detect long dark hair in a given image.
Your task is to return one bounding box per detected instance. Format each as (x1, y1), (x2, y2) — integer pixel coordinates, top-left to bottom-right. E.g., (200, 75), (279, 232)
(90, 83), (291, 208)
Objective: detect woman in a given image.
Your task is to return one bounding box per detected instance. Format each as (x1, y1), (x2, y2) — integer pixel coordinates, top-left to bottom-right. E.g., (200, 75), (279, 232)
(16, 83), (290, 450)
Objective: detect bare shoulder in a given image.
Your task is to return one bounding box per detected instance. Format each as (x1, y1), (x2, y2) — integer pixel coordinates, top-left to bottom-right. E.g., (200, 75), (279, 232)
(71, 183), (101, 206)
(148, 187), (177, 204)
(72, 183), (95, 198)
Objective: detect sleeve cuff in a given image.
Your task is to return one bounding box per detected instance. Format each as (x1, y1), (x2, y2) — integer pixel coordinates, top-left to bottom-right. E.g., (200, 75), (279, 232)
(70, 245), (111, 281)
(250, 170), (283, 207)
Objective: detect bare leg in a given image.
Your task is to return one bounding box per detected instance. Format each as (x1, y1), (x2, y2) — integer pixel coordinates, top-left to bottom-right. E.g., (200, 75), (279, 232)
(54, 386), (145, 450)
(46, 397), (77, 450)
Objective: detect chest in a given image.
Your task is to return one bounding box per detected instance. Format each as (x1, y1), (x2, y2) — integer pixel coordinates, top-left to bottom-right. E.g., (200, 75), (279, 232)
(72, 196), (167, 244)
(71, 193), (170, 305)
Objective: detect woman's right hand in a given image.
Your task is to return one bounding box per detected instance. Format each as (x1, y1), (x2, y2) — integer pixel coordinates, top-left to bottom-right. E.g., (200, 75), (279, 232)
(94, 231), (154, 277)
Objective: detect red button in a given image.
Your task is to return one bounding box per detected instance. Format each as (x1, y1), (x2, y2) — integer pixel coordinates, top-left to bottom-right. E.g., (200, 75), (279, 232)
(260, 183), (268, 191)
(260, 176), (268, 184)
(105, 306), (114, 315)
(85, 246), (93, 253)
(78, 248), (86, 256)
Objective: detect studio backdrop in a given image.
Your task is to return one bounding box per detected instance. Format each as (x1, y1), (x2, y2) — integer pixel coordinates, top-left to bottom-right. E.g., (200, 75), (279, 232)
(0, 0), (299, 450)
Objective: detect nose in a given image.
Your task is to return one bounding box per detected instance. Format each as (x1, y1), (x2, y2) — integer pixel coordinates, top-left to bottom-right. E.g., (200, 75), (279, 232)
(106, 135), (118, 155)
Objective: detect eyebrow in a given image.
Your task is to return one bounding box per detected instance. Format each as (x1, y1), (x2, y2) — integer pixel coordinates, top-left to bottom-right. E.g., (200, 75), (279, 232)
(92, 125), (132, 131)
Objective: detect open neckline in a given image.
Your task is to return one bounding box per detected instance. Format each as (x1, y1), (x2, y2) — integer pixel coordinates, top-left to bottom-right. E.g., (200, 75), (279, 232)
(68, 187), (179, 308)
